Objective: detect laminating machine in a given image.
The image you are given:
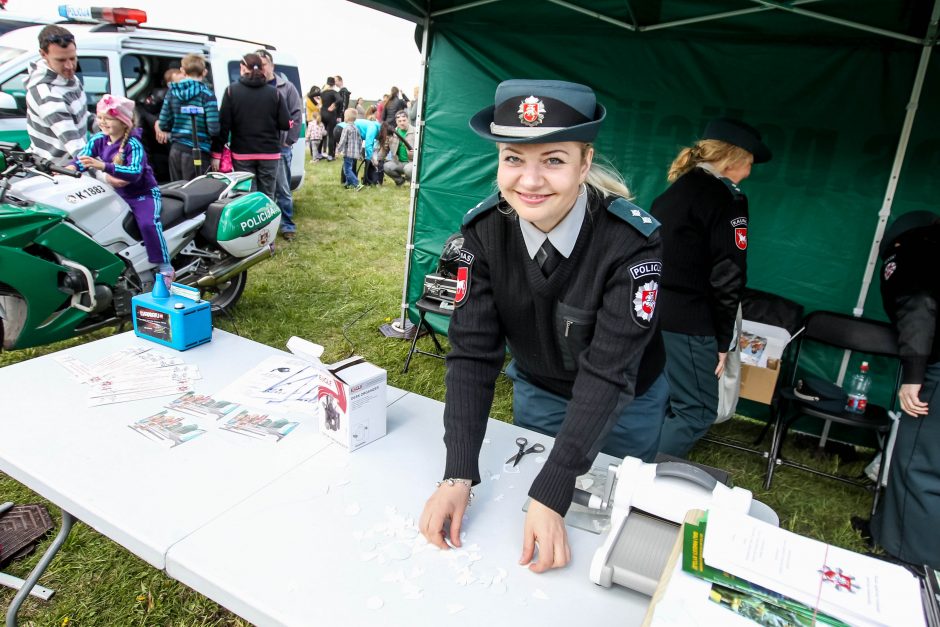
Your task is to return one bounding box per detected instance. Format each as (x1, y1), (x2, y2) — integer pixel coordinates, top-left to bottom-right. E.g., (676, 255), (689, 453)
(578, 457), (778, 596)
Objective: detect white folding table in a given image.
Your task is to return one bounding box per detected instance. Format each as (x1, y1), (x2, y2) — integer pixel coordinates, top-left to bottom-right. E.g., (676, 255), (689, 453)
(166, 391), (649, 626)
(0, 330), (406, 625)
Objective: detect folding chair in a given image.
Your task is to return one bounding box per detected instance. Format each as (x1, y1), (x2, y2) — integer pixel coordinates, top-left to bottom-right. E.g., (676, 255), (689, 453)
(700, 288), (803, 457)
(763, 310), (901, 516)
(402, 296), (452, 373)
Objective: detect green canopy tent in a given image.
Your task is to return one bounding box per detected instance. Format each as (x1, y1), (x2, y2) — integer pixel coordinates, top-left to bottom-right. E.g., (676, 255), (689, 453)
(355, 0), (939, 404)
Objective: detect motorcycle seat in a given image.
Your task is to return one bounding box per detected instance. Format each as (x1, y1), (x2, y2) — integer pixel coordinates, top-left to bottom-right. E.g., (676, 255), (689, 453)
(122, 195), (186, 240)
(161, 177), (228, 218)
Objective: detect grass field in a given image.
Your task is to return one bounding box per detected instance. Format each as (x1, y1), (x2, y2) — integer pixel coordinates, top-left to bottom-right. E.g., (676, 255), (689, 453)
(0, 156), (874, 625)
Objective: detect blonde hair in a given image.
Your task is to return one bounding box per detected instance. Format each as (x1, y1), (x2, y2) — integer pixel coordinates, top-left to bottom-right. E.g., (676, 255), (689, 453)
(343, 107), (358, 123)
(181, 53), (206, 77)
(667, 139), (752, 183)
(112, 124), (130, 166)
(581, 144), (632, 199)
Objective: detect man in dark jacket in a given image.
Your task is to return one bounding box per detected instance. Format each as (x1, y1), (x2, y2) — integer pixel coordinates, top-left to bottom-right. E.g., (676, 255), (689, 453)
(319, 76), (341, 160)
(871, 211), (940, 571)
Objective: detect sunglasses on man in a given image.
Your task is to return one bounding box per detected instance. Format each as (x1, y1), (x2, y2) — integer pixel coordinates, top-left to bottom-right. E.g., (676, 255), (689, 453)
(42, 33), (76, 47)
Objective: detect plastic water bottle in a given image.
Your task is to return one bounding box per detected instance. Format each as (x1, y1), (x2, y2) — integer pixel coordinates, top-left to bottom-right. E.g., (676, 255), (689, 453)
(845, 362), (872, 414)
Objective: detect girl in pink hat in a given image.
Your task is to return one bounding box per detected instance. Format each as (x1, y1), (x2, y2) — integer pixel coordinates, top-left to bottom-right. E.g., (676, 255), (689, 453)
(69, 94), (173, 284)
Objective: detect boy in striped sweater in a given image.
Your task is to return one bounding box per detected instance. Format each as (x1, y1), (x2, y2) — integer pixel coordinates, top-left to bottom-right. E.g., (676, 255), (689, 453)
(157, 53), (220, 180)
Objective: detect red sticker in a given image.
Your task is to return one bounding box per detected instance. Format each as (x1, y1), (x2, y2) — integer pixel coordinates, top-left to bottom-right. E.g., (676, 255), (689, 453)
(455, 266), (469, 305)
(735, 227), (748, 250)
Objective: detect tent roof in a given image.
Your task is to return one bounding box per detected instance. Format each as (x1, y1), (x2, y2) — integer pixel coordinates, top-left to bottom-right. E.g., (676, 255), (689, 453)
(350, 0), (937, 46)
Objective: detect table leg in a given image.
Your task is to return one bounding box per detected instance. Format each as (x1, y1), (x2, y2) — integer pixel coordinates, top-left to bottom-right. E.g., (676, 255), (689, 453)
(5, 510), (74, 627)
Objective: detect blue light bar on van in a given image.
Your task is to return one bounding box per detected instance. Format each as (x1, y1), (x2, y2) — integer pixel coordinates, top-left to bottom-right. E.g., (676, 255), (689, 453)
(58, 6), (148, 26)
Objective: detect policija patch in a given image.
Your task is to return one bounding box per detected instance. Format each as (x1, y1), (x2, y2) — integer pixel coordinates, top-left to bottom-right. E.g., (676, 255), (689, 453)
(731, 217), (748, 250)
(629, 260), (661, 328)
(454, 249), (475, 307)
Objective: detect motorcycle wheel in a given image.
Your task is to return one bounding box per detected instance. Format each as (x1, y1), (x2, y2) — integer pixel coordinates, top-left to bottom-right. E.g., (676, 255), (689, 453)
(200, 271), (247, 313)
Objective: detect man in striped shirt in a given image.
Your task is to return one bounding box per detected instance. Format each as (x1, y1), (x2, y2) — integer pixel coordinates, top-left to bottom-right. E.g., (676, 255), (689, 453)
(25, 25), (88, 165)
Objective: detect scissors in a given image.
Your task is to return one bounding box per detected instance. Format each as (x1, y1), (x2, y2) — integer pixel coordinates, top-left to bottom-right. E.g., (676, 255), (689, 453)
(505, 437), (545, 467)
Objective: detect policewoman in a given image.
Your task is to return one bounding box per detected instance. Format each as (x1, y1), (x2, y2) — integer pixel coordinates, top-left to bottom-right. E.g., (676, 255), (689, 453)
(419, 80), (668, 572)
(872, 211), (940, 570)
(652, 118), (771, 458)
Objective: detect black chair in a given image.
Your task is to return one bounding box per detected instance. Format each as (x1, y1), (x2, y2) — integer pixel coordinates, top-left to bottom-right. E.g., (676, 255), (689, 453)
(763, 310), (901, 515)
(402, 296), (452, 373)
(701, 288), (804, 457)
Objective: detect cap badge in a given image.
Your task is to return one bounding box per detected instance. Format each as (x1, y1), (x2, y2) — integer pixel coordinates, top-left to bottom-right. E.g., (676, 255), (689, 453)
(518, 96), (545, 127)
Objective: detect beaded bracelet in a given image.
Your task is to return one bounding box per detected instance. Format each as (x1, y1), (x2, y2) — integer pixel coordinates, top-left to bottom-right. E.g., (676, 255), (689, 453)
(436, 477), (475, 505)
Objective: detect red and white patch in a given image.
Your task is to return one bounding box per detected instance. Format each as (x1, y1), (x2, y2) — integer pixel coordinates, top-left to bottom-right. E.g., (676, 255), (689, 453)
(883, 261), (897, 281)
(454, 249), (475, 307)
(735, 227), (748, 250)
(633, 280), (658, 323)
(518, 96), (546, 127)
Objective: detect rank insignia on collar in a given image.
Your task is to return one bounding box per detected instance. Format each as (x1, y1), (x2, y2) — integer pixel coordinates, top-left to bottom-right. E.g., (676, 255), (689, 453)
(518, 96), (546, 127)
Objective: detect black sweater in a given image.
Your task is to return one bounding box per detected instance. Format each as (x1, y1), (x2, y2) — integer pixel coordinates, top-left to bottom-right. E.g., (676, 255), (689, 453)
(213, 75), (289, 156)
(442, 189), (664, 516)
(650, 167), (748, 351)
(881, 223), (940, 384)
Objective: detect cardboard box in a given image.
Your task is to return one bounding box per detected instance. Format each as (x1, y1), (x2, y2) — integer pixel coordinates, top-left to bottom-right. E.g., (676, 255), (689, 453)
(318, 356), (387, 451)
(739, 358), (781, 405)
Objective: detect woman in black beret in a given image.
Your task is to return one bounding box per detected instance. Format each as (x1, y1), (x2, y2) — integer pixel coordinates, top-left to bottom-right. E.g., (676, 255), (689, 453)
(652, 118), (771, 458)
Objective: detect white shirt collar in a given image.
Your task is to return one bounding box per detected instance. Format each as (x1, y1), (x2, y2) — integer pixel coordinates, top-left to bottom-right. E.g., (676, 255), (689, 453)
(517, 190), (587, 260)
(698, 162), (722, 177)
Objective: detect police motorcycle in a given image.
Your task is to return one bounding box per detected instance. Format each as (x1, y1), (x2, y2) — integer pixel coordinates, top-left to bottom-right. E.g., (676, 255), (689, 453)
(0, 143), (280, 350)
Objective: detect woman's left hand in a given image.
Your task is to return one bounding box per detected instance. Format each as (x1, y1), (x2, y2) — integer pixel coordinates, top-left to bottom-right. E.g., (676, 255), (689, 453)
(78, 156), (105, 171)
(715, 352), (728, 378)
(520, 499), (570, 573)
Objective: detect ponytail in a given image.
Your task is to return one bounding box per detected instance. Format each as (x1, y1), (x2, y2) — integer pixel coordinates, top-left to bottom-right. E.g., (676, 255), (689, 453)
(667, 139), (752, 183)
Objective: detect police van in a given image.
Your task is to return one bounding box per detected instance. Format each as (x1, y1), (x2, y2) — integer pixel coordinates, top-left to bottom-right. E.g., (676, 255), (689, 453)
(0, 6), (305, 188)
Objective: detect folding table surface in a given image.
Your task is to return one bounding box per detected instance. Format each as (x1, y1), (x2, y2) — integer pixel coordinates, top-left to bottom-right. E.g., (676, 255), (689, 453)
(166, 391), (647, 626)
(0, 330), (405, 568)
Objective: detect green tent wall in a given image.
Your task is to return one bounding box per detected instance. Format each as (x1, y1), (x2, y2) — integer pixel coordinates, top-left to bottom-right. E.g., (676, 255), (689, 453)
(355, 1), (938, 401)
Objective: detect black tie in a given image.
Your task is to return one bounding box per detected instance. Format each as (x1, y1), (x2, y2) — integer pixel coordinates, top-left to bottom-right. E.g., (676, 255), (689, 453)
(536, 239), (563, 277)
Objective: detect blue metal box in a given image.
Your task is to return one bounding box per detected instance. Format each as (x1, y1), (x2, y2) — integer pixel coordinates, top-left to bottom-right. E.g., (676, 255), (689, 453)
(131, 283), (212, 351)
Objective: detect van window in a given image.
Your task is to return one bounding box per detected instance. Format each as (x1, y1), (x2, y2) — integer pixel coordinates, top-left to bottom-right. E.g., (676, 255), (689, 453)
(0, 69), (27, 116)
(77, 56), (110, 111)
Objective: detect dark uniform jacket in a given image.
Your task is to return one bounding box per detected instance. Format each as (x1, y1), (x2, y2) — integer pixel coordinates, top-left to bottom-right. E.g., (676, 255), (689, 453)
(650, 167), (748, 351)
(442, 188), (664, 516)
(881, 223), (940, 385)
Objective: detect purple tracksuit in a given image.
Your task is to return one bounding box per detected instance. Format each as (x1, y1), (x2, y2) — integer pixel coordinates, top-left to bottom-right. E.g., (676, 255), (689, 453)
(73, 130), (170, 265)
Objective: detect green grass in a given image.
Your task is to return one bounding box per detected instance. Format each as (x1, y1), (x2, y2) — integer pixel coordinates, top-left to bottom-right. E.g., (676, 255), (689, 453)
(1, 157), (872, 625)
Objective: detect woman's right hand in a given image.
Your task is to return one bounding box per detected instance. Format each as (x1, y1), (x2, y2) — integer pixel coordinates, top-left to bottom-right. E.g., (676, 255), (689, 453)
(419, 482), (471, 549)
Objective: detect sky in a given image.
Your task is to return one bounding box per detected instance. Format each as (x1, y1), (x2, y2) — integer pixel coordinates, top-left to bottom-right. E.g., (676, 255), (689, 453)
(12, 0), (424, 100)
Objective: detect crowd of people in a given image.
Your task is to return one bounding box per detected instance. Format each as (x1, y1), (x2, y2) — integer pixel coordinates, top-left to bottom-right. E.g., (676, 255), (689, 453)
(25, 25), (937, 578)
(303, 80), (416, 189)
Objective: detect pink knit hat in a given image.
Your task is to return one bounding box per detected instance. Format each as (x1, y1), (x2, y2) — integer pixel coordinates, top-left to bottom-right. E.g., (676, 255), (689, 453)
(96, 94), (135, 129)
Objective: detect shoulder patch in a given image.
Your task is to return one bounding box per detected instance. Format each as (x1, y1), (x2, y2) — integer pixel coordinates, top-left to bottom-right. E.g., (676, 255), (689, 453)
(462, 193), (501, 226)
(717, 176), (744, 198)
(607, 198), (660, 237)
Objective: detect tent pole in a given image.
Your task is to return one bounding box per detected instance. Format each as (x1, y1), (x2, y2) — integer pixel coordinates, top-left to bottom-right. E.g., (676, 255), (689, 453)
(751, 0), (924, 45)
(642, 0), (821, 32)
(432, 0), (503, 17)
(815, 0), (939, 449)
(545, 0), (637, 30)
(851, 0), (939, 318)
(392, 12), (431, 335)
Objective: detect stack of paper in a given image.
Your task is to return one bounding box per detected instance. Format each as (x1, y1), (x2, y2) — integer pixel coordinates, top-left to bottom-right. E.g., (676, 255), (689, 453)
(55, 346), (201, 406)
(682, 509), (925, 627)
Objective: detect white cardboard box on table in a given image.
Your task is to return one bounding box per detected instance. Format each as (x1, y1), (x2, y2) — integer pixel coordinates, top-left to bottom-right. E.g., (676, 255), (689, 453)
(317, 356), (387, 451)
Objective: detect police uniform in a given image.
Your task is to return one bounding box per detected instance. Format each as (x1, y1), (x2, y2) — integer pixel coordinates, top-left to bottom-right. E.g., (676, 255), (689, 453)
(652, 118), (771, 458)
(872, 213), (940, 570)
(440, 80), (667, 517)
